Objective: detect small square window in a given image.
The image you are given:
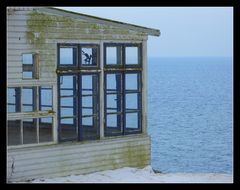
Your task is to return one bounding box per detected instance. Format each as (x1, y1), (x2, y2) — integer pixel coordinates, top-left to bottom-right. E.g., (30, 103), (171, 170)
(22, 53), (39, 79)
(106, 46), (121, 65)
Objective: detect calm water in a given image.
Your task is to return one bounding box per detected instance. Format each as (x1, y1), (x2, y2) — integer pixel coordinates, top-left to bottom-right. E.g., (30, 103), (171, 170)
(148, 57), (233, 174)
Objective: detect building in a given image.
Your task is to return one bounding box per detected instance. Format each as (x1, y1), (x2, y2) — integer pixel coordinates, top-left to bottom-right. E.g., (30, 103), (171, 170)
(7, 7), (160, 182)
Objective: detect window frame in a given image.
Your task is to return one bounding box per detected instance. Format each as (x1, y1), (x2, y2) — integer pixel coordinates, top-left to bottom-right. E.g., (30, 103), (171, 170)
(57, 43), (100, 70)
(104, 43), (142, 68)
(22, 53), (39, 79)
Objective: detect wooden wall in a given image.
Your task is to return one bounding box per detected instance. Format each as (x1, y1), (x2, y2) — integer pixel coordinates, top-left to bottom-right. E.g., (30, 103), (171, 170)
(7, 135), (151, 182)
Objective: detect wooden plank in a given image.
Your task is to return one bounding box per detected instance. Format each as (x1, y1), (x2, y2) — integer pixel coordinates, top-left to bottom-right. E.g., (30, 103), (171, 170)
(8, 135), (150, 156)
(8, 142), (150, 167)
(8, 138), (150, 160)
(8, 158), (149, 182)
(9, 148), (149, 173)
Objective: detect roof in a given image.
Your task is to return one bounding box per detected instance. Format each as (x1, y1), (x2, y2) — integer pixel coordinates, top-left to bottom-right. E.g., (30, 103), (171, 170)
(37, 7), (160, 37)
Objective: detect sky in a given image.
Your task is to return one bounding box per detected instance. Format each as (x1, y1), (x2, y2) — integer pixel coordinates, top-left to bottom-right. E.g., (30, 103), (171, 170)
(56, 7), (233, 58)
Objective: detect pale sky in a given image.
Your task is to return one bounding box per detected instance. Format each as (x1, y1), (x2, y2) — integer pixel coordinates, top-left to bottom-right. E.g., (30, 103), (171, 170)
(56, 7), (233, 58)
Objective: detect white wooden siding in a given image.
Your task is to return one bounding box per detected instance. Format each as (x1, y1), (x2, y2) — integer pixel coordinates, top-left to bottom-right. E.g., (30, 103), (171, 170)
(7, 135), (151, 182)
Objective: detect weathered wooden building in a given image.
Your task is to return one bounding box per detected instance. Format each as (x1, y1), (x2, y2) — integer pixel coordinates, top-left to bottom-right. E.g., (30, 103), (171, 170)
(7, 7), (160, 182)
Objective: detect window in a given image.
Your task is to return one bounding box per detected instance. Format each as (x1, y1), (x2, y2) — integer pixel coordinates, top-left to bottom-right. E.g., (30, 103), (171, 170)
(22, 53), (39, 79)
(104, 43), (142, 136)
(7, 118), (53, 146)
(104, 43), (141, 68)
(57, 44), (100, 142)
(58, 44), (99, 69)
(7, 86), (54, 146)
(39, 86), (53, 111)
(7, 87), (21, 113)
(22, 87), (37, 112)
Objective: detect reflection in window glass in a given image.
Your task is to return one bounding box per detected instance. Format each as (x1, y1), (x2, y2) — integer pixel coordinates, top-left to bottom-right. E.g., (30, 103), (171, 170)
(22, 87), (34, 112)
(39, 117), (53, 143)
(125, 47), (138, 64)
(22, 54), (33, 65)
(125, 74), (138, 90)
(125, 93), (138, 110)
(7, 120), (21, 146)
(39, 87), (52, 111)
(23, 71), (33, 79)
(23, 118), (37, 144)
(106, 47), (117, 64)
(82, 117), (93, 126)
(126, 113), (138, 129)
(7, 88), (16, 113)
(107, 114), (117, 128)
(81, 47), (97, 66)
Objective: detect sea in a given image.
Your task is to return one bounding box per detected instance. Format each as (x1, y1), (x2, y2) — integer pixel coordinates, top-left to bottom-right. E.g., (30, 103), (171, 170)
(148, 57), (233, 174)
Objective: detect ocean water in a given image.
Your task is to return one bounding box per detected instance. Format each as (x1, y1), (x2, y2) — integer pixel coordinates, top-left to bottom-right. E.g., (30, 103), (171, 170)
(148, 57), (233, 174)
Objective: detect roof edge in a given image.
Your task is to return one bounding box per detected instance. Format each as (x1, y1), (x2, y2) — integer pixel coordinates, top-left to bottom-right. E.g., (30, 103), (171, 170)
(36, 7), (160, 37)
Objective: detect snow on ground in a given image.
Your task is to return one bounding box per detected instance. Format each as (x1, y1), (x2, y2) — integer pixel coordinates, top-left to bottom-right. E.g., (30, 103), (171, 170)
(30, 166), (232, 183)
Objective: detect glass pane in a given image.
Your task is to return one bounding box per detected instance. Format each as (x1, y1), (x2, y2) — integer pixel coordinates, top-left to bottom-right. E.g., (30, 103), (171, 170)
(82, 75), (92, 89)
(39, 118), (53, 143)
(82, 108), (93, 116)
(61, 108), (74, 117)
(126, 113), (138, 129)
(106, 73), (121, 91)
(7, 88), (16, 113)
(81, 47), (97, 66)
(82, 96), (92, 107)
(40, 87), (52, 111)
(106, 47), (117, 64)
(107, 94), (117, 111)
(23, 118), (37, 144)
(23, 71), (33, 79)
(125, 93), (138, 110)
(107, 114), (117, 128)
(22, 88), (34, 112)
(60, 47), (75, 65)
(125, 47), (138, 64)
(7, 120), (21, 146)
(82, 117), (93, 126)
(125, 73), (138, 90)
(60, 75), (75, 88)
(22, 54), (33, 65)
(60, 118), (77, 139)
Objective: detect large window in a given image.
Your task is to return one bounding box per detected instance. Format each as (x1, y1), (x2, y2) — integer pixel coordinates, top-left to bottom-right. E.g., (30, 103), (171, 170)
(104, 43), (142, 136)
(57, 44), (100, 142)
(7, 86), (53, 146)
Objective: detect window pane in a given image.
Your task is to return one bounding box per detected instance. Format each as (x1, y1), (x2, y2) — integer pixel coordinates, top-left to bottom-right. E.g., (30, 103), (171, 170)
(60, 75), (75, 88)
(125, 47), (138, 64)
(39, 117), (53, 143)
(125, 74), (138, 90)
(22, 88), (34, 112)
(60, 47), (76, 65)
(82, 117), (93, 126)
(8, 120), (21, 146)
(60, 118), (77, 139)
(106, 47), (117, 64)
(81, 47), (97, 66)
(107, 114), (117, 128)
(23, 118), (37, 144)
(82, 75), (92, 90)
(106, 46), (121, 65)
(40, 87), (52, 111)
(61, 107), (74, 117)
(23, 71), (33, 79)
(82, 108), (93, 116)
(82, 96), (92, 107)
(7, 88), (16, 113)
(106, 73), (122, 91)
(22, 54), (33, 65)
(126, 113), (138, 129)
(125, 93), (138, 110)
